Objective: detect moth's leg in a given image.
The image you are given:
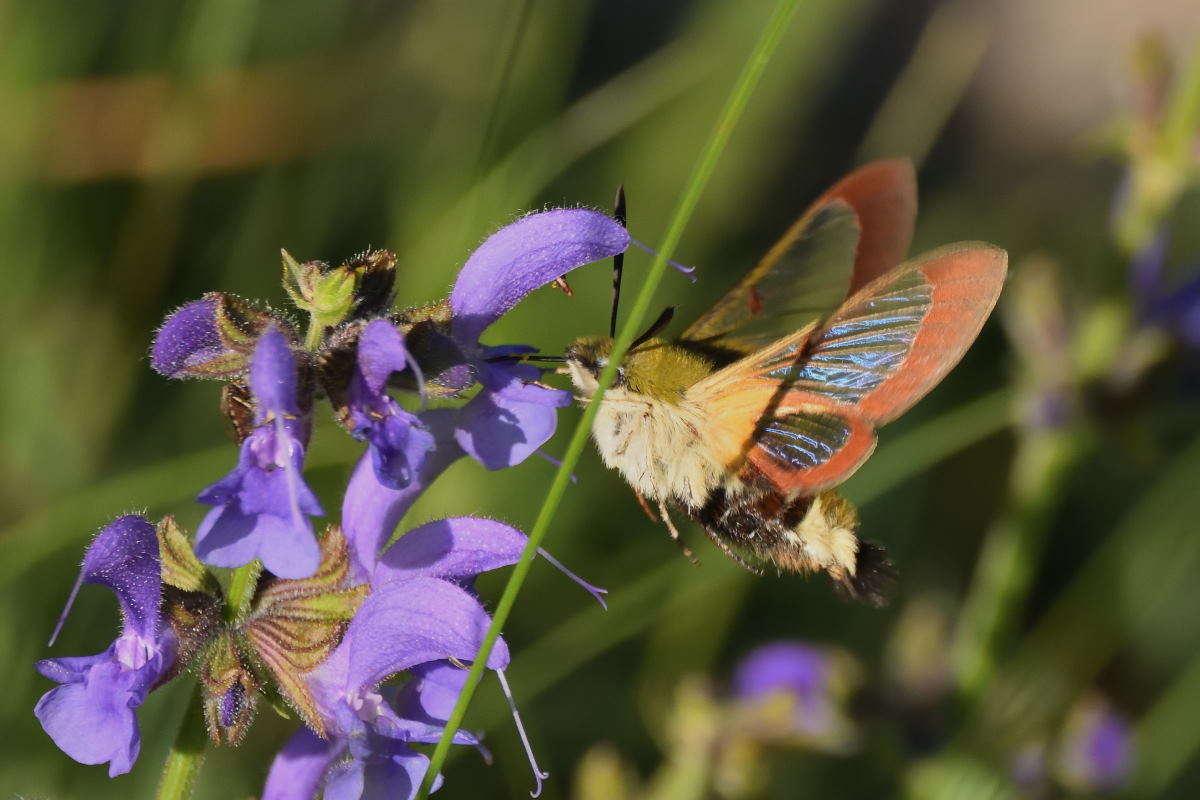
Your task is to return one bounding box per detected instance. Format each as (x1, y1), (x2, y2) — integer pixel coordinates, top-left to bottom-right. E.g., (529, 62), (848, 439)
(702, 527), (764, 576)
(657, 500), (699, 566)
(633, 489), (659, 522)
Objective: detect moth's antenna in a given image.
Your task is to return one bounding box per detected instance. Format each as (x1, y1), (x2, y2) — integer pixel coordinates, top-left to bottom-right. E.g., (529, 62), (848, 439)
(630, 306), (675, 351)
(484, 354), (567, 364)
(610, 184), (627, 338)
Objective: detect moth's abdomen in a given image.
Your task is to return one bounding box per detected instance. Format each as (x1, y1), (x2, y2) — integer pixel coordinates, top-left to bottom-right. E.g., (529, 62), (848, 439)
(691, 487), (894, 606)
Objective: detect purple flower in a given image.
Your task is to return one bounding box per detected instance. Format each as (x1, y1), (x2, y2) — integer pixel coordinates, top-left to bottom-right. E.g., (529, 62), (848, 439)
(1133, 229), (1200, 346)
(151, 292), (288, 380)
(447, 209), (629, 470)
(341, 422), (609, 605)
(195, 327), (325, 579)
(152, 298), (226, 378)
(732, 641), (860, 753)
(262, 516), (540, 800)
(34, 515), (176, 777)
(342, 409), (463, 582)
(346, 320), (435, 490)
(1055, 696), (1133, 793)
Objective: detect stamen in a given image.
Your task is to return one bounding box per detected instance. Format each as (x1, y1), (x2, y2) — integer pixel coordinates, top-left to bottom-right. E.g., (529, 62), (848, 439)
(631, 238), (698, 283)
(533, 449), (578, 484)
(537, 547), (608, 610)
(276, 416), (307, 534)
(496, 668), (549, 798)
(48, 568), (88, 646)
(407, 348), (428, 411)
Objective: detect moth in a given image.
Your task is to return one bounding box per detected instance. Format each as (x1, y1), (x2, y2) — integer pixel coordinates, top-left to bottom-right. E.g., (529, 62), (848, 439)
(562, 160), (1007, 605)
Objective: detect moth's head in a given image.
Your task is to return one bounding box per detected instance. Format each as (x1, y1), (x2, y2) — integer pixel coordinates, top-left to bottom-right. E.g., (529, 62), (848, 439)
(564, 336), (712, 402)
(564, 336), (615, 398)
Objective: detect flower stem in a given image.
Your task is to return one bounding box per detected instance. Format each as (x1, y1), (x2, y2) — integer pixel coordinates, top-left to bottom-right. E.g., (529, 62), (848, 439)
(304, 318), (324, 351)
(225, 559), (263, 623)
(951, 424), (1089, 698)
(155, 684), (209, 800)
(413, 0), (800, 796)
(155, 560), (260, 798)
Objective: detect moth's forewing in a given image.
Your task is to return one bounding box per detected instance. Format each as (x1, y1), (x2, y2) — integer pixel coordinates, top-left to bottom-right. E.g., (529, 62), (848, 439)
(679, 200), (859, 358)
(678, 159), (917, 360)
(822, 159), (917, 293)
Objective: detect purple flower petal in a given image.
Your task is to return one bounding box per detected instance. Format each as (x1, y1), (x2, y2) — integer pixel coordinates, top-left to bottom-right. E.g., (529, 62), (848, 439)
(449, 209), (629, 343)
(54, 515), (161, 644)
(1131, 228), (1169, 306)
(358, 320), (415, 395)
(346, 577), (509, 694)
(399, 661), (470, 724)
(455, 363), (571, 470)
(734, 641), (828, 700)
(35, 661), (142, 777)
(374, 517), (527, 585)
(362, 413), (436, 490)
(342, 410), (462, 580)
(262, 726), (345, 800)
(1057, 698), (1133, 792)
(36, 652), (111, 684)
(324, 746), (439, 800)
(251, 327), (299, 416)
(343, 320), (436, 492)
(194, 501), (320, 579)
(151, 298), (224, 378)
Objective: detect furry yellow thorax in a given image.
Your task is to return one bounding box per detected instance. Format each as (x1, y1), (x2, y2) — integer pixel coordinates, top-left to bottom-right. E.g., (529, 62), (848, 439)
(566, 336), (714, 403)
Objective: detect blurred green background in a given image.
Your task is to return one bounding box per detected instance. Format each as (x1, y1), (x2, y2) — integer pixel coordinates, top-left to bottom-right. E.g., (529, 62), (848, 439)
(2, 0), (1200, 798)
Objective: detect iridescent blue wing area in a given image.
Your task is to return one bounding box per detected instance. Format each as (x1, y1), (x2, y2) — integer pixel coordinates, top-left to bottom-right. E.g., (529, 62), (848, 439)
(742, 397), (877, 494)
(756, 267), (932, 406)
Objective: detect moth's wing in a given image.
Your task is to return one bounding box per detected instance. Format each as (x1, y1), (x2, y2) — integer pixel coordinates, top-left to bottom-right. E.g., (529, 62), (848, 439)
(700, 383), (877, 495)
(678, 200), (860, 356)
(691, 242), (1006, 493)
(791, 242), (1008, 424)
(679, 159), (916, 357)
(698, 242), (1007, 422)
(831, 159), (917, 293)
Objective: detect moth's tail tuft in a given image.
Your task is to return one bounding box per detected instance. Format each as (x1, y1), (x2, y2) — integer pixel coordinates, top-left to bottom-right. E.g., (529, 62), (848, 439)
(833, 540), (897, 607)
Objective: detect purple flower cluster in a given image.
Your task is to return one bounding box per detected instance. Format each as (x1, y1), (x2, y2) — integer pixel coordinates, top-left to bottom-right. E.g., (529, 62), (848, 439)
(731, 640), (861, 754)
(36, 208), (630, 798)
